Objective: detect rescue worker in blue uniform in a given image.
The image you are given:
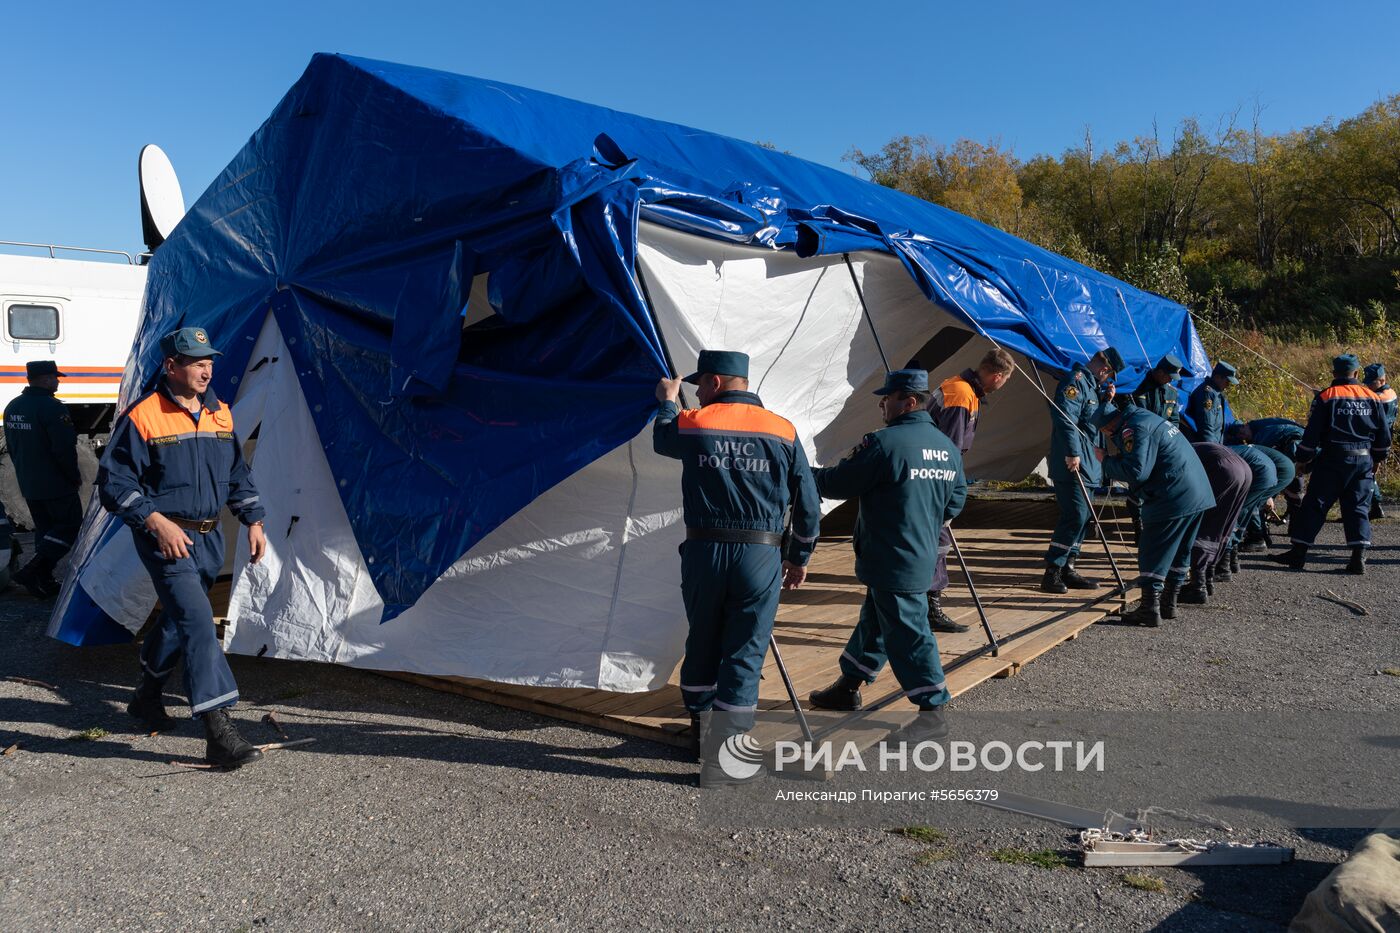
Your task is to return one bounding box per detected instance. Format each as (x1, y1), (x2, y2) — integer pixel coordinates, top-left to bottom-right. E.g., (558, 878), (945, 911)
(98, 327), (268, 769)
(1212, 440), (1277, 581)
(1243, 416), (1306, 528)
(923, 347), (1015, 633)
(3, 360), (82, 599)
(1180, 443), (1252, 604)
(653, 350), (820, 782)
(1130, 353), (1189, 427)
(1225, 423), (1295, 565)
(807, 369), (968, 742)
(1095, 400), (1214, 626)
(1042, 347), (1124, 594)
(1125, 353), (1191, 543)
(1183, 361), (1238, 444)
(1363, 363), (1396, 519)
(1272, 354), (1391, 574)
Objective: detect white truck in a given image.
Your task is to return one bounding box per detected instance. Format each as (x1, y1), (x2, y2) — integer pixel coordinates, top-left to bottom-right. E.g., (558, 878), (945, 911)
(0, 244), (146, 433)
(0, 145), (183, 536)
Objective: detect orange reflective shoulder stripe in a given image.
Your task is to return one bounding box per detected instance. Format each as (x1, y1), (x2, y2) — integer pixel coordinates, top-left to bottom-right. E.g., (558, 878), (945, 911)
(1320, 384), (1375, 401)
(677, 403), (796, 442)
(128, 393), (191, 442)
(939, 376), (979, 414)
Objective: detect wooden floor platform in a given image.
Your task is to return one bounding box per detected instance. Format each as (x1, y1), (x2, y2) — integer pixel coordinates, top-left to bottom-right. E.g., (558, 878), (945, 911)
(385, 521), (1135, 752)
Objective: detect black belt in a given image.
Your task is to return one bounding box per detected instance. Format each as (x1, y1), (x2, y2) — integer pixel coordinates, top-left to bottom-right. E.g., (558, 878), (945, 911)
(686, 527), (783, 547)
(168, 516), (219, 533)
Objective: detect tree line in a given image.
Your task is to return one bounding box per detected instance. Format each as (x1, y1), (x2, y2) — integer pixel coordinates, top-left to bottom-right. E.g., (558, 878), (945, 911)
(845, 96), (1400, 340)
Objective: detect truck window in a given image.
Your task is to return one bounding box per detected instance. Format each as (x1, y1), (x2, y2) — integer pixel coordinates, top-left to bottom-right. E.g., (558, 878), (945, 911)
(6, 304), (61, 341)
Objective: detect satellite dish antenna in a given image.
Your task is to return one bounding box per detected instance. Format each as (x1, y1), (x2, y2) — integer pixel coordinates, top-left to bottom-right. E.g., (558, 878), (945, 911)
(139, 144), (185, 252)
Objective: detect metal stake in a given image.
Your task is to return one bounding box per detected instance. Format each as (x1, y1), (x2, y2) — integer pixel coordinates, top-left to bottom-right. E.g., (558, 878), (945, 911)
(948, 527), (998, 656)
(1073, 470), (1128, 608)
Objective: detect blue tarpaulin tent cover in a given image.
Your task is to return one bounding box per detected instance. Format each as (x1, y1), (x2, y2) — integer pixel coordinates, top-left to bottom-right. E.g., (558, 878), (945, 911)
(52, 52), (1207, 647)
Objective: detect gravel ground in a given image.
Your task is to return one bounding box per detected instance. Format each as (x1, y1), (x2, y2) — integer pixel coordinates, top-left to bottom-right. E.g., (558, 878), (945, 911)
(2, 520), (1397, 932)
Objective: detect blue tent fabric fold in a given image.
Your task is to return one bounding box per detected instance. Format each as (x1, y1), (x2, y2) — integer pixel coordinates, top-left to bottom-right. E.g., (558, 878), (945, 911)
(53, 52), (1207, 645)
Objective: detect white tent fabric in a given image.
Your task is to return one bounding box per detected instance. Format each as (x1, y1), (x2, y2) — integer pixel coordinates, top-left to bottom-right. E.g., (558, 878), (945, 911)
(75, 222), (1041, 691)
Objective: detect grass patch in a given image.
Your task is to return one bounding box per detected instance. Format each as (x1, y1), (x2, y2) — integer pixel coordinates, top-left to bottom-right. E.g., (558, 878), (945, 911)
(1120, 873), (1167, 893)
(1206, 657), (1228, 666)
(69, 727), (108, 741)
(988, 847), (1070, 869)
(887, 825), (946, 844)
(982, 474), (1049, 491)
(914, 847), (957, 866)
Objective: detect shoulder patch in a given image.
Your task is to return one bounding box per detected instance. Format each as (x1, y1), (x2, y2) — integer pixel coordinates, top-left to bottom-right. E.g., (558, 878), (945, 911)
(1204, 397), (1214, 410)
(1065, 385), (1079, 401)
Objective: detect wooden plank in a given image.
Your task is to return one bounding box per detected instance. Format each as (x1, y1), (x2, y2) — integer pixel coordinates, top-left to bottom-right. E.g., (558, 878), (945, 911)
(368, 525), (1127, 752)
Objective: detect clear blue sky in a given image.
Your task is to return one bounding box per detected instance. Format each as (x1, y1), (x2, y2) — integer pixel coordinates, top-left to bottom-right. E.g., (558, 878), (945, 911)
(4, 0), (1397, 258)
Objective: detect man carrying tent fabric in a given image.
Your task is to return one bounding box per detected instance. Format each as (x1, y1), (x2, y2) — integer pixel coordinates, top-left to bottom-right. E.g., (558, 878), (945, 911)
(1363, 363), (1396, 519)
(97, 327), (268, 770)
(1271, 354), (1391, 574)
(806, 369), (967, 743)
(1041, 347), (1124, 595)
(1095, 399), (1214, 626)
(652, 350), (820, 781)
(922, 347), (1015, 634)
(1184, 361), (1238, 444)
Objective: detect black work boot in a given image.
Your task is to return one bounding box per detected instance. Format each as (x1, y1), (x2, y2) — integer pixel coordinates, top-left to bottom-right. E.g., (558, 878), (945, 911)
(202, 709), (264, 770)
(1268, 543), (1307, 571)
(1160, 582), (1179, 620)
(1370, 498), (1385, 520)
(1203, 565), (1216, 595)
(809, 674), (863, 711)
(1060, 557), (1098, 590)
(1178, 570), (1209, 605)
(1239, 530), (1268, 553)
(1228, 548), (1241, 575)
(1347, 547), (1366, 575)
(127, 676), (177, 732)
(1120, 586), (1161, 627)
(1040, 565), (1068, 594)
(927, 592), (970, 633)
(12, 560), (58, 600)
(895, 706), (949, 744)
(1213, 557), (1233, 583)
(698, 726), (767, 789)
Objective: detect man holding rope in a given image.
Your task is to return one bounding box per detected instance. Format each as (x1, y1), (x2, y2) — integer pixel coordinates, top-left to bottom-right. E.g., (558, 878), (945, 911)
(1041, 347), (1124, 595)
(1184, 361), (1238, 444)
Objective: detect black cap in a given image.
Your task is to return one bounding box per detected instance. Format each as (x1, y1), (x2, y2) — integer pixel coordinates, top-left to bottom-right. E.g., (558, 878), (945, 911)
(26, 360), (66, 378)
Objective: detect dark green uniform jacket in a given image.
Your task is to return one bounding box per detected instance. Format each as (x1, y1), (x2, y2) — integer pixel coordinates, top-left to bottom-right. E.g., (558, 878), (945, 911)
(1100, 407), (1214, 523)
(813, 410), (967, 592)
(1185, 382), (1226, 444)
(3, 386), (80, 500)
(1130, 376), (1181, 427)
(1048, 364), (1105, 486)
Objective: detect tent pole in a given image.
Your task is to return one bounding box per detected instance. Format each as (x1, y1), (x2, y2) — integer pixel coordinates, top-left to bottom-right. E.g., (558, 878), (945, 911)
(842, 254), (891, 373)
(769, 635), (815, 745)
(948, 527), (998, 656)
(1074, 470), (1129, 609)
